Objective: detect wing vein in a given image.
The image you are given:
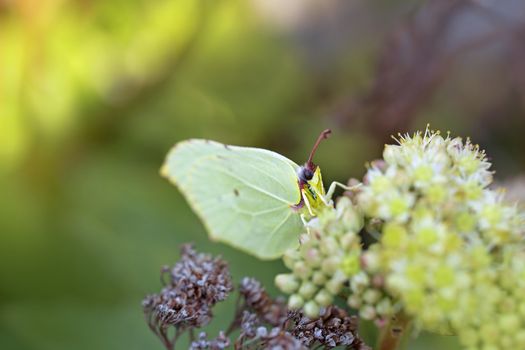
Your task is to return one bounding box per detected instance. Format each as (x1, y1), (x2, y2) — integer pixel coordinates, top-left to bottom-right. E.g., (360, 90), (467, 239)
(214, 168), (291, 205)
(269, 210), (293, 237)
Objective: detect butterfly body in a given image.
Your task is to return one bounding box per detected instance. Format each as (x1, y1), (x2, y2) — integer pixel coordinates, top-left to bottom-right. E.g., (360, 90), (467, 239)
(294, 165), (329, 217)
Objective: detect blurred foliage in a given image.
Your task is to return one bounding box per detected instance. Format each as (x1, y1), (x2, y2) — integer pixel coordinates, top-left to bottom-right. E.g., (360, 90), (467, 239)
(0, 0), (524, 349)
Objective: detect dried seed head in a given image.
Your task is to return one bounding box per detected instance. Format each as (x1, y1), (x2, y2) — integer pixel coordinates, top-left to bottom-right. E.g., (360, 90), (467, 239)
(290, 306), (370, 350)
(143, 245), (233, 347)
(190, 331), (230, 350)
(262, 329), (307, 350)
(240, 277), (288, 326)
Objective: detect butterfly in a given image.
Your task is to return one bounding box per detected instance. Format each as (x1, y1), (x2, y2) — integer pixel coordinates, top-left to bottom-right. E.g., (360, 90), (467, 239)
(161, 129), (350, 259)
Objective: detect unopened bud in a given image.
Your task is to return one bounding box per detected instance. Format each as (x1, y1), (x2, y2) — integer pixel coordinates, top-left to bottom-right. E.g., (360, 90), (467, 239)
(303, 300), (321, 318)
(383, 145), (401, 165)
(312, 271), (327, 285)
(347, 295), (361, 309)
(293, 261), (312, 279)
(288, 294), (304, 309)
(326, 270), (347, 295)
(314, 289), (333, 307)
(339, 232), (357, 250)
(360, 305), (377, 320)
(283, 250), (300, 270)
(342, 207), (364, 232)
(376, 298), (393, 316)
(321, 256), (342, 275)
(298, 282), (317, 299)
(275, 274), (299, 294)
(363, 289), (382, 304)
(320, 237), (339, 255)
(302, 247), (322, 268)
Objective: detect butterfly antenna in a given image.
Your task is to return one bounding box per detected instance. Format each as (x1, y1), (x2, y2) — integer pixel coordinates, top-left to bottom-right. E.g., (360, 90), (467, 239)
(307, 129), (332, 167)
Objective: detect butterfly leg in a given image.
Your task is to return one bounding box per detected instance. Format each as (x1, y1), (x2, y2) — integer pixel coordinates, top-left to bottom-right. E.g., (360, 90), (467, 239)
(325, 181), (362, 202)
(302, 190), (315, 216)
(300, 214), (308, 226)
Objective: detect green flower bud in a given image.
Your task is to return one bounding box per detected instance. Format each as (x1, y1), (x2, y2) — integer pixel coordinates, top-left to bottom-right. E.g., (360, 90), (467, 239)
(314, 289), (333, 307)
(339, 232), (357, 250)
(341, 253), (360, 276)
(312, 271), (327, 285)
(288, 294), (304, 309)
(302, 247), (322, 268)
(283, 249), (300, 270)
(347, 295), (361, 309)
(293, 261), (311, 279)
(351, 272), (370, 292)
(383, 144), (402, 165)
(363, 289), (382, 304)
(320, 236), (339, 255)
(456, 211), (476, 233)
(413, 164), (433, 183)
(298, 281), (317, 299)
(361, 251), (380, 272)
(434, 265), (455, 288)
(425, 184), (447, 204)
(303, 300), (321, 318)
(321, 256), (341, 275)
(275, 274), (299, 294)
(326, 277), (343, 295)
(340, 204), (364, 232)
(360, 305), (376, 320)
(382, 223), (408, 248)
(376, 298), (393, 316)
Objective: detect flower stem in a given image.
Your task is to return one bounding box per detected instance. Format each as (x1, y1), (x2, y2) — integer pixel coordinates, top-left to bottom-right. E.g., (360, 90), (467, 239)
(376, 312), (412, 350)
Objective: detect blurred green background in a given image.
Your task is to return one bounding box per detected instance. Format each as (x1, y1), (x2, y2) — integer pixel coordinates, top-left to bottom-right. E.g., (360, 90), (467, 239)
(1, 0), (524, 349)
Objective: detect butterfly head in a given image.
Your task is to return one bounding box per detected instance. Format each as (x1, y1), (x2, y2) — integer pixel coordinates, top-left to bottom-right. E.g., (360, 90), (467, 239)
(295, 129), (331, 216)
(298, 163), (324, 191)
(297, 164), (315, 184)
(299, 128), (331, 182)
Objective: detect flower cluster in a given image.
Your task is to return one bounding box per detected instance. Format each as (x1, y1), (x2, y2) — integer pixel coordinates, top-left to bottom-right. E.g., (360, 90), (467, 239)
(355, 129), (525, 348)
(235, 278), (368, 349)
(236, 307), (369, 350)
(359, 129), (523, 246)
(190, 332), (230, 350)
(442, 246), (525, 349)
(275, 127), (525, 350)
(238, 277), (288, 326)
(277, 197), (397, 323)
(344, 268), (396, 324)
(235, 311), (307, 350)
(275, 197), (364, 318)
(289, 306), (370, 350)
(144, 245), (370, 350)
(142, 244), (233, 349)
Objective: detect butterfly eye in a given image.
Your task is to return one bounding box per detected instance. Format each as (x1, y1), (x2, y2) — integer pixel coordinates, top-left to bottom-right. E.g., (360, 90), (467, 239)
(298, 167), (314, 182)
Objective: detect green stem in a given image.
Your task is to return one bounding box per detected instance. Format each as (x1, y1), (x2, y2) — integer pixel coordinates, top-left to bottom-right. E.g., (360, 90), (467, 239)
(376, 312), (412, 350)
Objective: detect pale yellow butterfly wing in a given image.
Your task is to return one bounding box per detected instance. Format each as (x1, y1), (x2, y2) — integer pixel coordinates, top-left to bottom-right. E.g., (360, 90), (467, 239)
(161, 139), (304, 259)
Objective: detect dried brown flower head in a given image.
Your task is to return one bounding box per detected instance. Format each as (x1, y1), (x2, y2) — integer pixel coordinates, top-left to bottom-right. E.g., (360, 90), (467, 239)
(190, 331), (230, 350)
(239, 277), (288, 327)
(290, 307), (370, 350)
(143, 246), (369, 350)
(142, 245), (233, 349)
